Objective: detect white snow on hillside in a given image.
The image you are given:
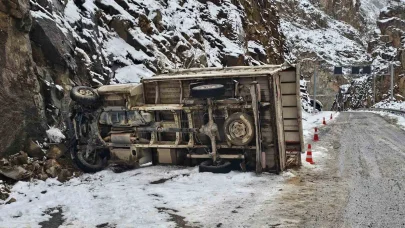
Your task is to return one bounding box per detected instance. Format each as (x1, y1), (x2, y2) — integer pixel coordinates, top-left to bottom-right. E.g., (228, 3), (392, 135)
(374, 100), (405, 111)
(58, 0), (260, 83)
(360, 0), (389, 29)
(0, 167), (287, 228)
(279, 0), (388, 66)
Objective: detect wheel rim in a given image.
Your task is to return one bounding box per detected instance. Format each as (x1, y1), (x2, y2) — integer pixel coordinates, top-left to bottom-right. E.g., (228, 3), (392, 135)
(78, 88), (95, 97)
(229, 121), (248, 139)
(224, 113), (254, 146)
(78, 147), (102, 166)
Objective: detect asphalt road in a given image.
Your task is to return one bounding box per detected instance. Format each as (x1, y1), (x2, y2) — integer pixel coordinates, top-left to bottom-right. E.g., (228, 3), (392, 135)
(270, 112), (405, 228)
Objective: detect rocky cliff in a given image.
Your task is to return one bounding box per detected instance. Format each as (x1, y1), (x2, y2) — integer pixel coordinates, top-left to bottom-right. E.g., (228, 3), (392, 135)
(276, 0), (390, 109)
(332, 0), (405, 110)
(0, 0), (45, 155)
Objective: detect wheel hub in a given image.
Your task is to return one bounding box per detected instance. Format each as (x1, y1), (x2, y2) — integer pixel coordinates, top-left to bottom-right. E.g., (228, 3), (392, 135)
(230, 121), (247, 138)
(79, 89), (94, 96)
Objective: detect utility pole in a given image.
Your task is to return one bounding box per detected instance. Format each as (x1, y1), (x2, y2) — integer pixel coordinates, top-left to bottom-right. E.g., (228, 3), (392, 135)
(390, 63), (394, 101)
(313, 67), (317, 113)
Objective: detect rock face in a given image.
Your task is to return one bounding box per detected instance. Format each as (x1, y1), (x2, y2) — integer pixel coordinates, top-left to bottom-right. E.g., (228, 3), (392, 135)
(0, 0), (45, 155)
(372, 2), (405, 100)
(277, 0), (375, 109)
(333, 1), (405, 110)
(277, 0), (404, 110)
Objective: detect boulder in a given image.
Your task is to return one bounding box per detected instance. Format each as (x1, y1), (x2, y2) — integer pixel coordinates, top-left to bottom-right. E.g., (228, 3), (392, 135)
(57, 169), (72, 182)
(0, 181), (10, 201)
(46, 144), (65, 159)
(0, 166), (31, 180)
(14, 152), (29, 165)
(38, 173), (49, 181)
(45, 159), (61, 178)
(5, 197), (16, 204)
(30, 14), (77, 72)
(26, 140), (45, 158)
(0, 159), (9, 166)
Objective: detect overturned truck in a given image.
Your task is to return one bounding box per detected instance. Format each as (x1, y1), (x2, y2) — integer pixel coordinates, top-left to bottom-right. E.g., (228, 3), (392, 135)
(68, 64), (304, 173)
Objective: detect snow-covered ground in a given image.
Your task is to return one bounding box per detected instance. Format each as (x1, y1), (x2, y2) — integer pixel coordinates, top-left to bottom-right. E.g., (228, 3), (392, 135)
(302, 111), (340, 139)
(301, 111), (340, 168)
(0, 166), (291, 228)
(0, 110), (340, 228)
(373, 100), (405, 111)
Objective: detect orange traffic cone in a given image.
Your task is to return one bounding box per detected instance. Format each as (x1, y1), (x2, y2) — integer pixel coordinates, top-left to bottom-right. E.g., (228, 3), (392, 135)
(313, 128), (319, 141)
(323, 117), (327, 125)
(330, 113), (333, 120)
(306, 144), (314, 164)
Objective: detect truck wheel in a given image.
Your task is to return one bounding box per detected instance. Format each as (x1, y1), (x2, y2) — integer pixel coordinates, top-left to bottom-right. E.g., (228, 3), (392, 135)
(72, 147), (106, 173)
(224, 112), (254, 146)
(70, 86), (99, 106)
(191, 84), (225, 98)
(199, 160), (232, 173)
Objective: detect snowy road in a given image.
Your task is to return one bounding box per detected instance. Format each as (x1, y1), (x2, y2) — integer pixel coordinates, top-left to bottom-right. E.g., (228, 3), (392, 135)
(271, 112), (405, 227)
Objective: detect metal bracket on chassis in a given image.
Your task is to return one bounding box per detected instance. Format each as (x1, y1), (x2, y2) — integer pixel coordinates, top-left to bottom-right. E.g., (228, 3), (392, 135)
(250, 82), (263, 174)
(199, 98), (220, 162)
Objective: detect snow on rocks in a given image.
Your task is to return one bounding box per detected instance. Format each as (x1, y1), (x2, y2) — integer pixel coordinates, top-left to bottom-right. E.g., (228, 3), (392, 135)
(0, 180), (11, 202)
(43, 0), (284, 84)
(276, 0), (373, 66)
(0, 166), (286, 228)
(46, 127), (66, 144)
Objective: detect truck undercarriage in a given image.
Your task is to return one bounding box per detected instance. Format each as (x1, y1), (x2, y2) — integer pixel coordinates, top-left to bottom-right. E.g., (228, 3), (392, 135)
(67, 65), (303, 173)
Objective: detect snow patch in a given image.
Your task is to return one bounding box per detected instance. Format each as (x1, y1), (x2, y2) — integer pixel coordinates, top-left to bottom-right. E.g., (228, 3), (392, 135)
(46, 127), (66, 144)
(374, 100), (405, 111)
(0, 167), (286, 227)
(114, 64), (155, 83)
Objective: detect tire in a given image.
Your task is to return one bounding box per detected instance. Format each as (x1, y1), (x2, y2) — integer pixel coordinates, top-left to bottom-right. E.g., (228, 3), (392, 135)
(65, 117), (106, 173)
(199, 160), (232, 173)
(72, 147), (106, 173)
(224, 112), (255, 146)
(190, 84), (225, 98)
(70, 86), (99, 106)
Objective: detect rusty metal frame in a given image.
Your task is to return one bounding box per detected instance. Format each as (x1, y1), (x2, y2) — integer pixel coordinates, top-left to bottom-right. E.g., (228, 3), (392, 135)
(130, 103), (271, 111)
(187, 154), (245, 159)
(106, 142), (257, 149)
(185, 110), (195, 147)
(250, 82), (263, 174)
(172, 110), (182, 145)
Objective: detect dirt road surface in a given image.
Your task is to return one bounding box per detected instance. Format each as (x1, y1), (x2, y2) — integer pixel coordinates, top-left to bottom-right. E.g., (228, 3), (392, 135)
(268, 111), (405, 227)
